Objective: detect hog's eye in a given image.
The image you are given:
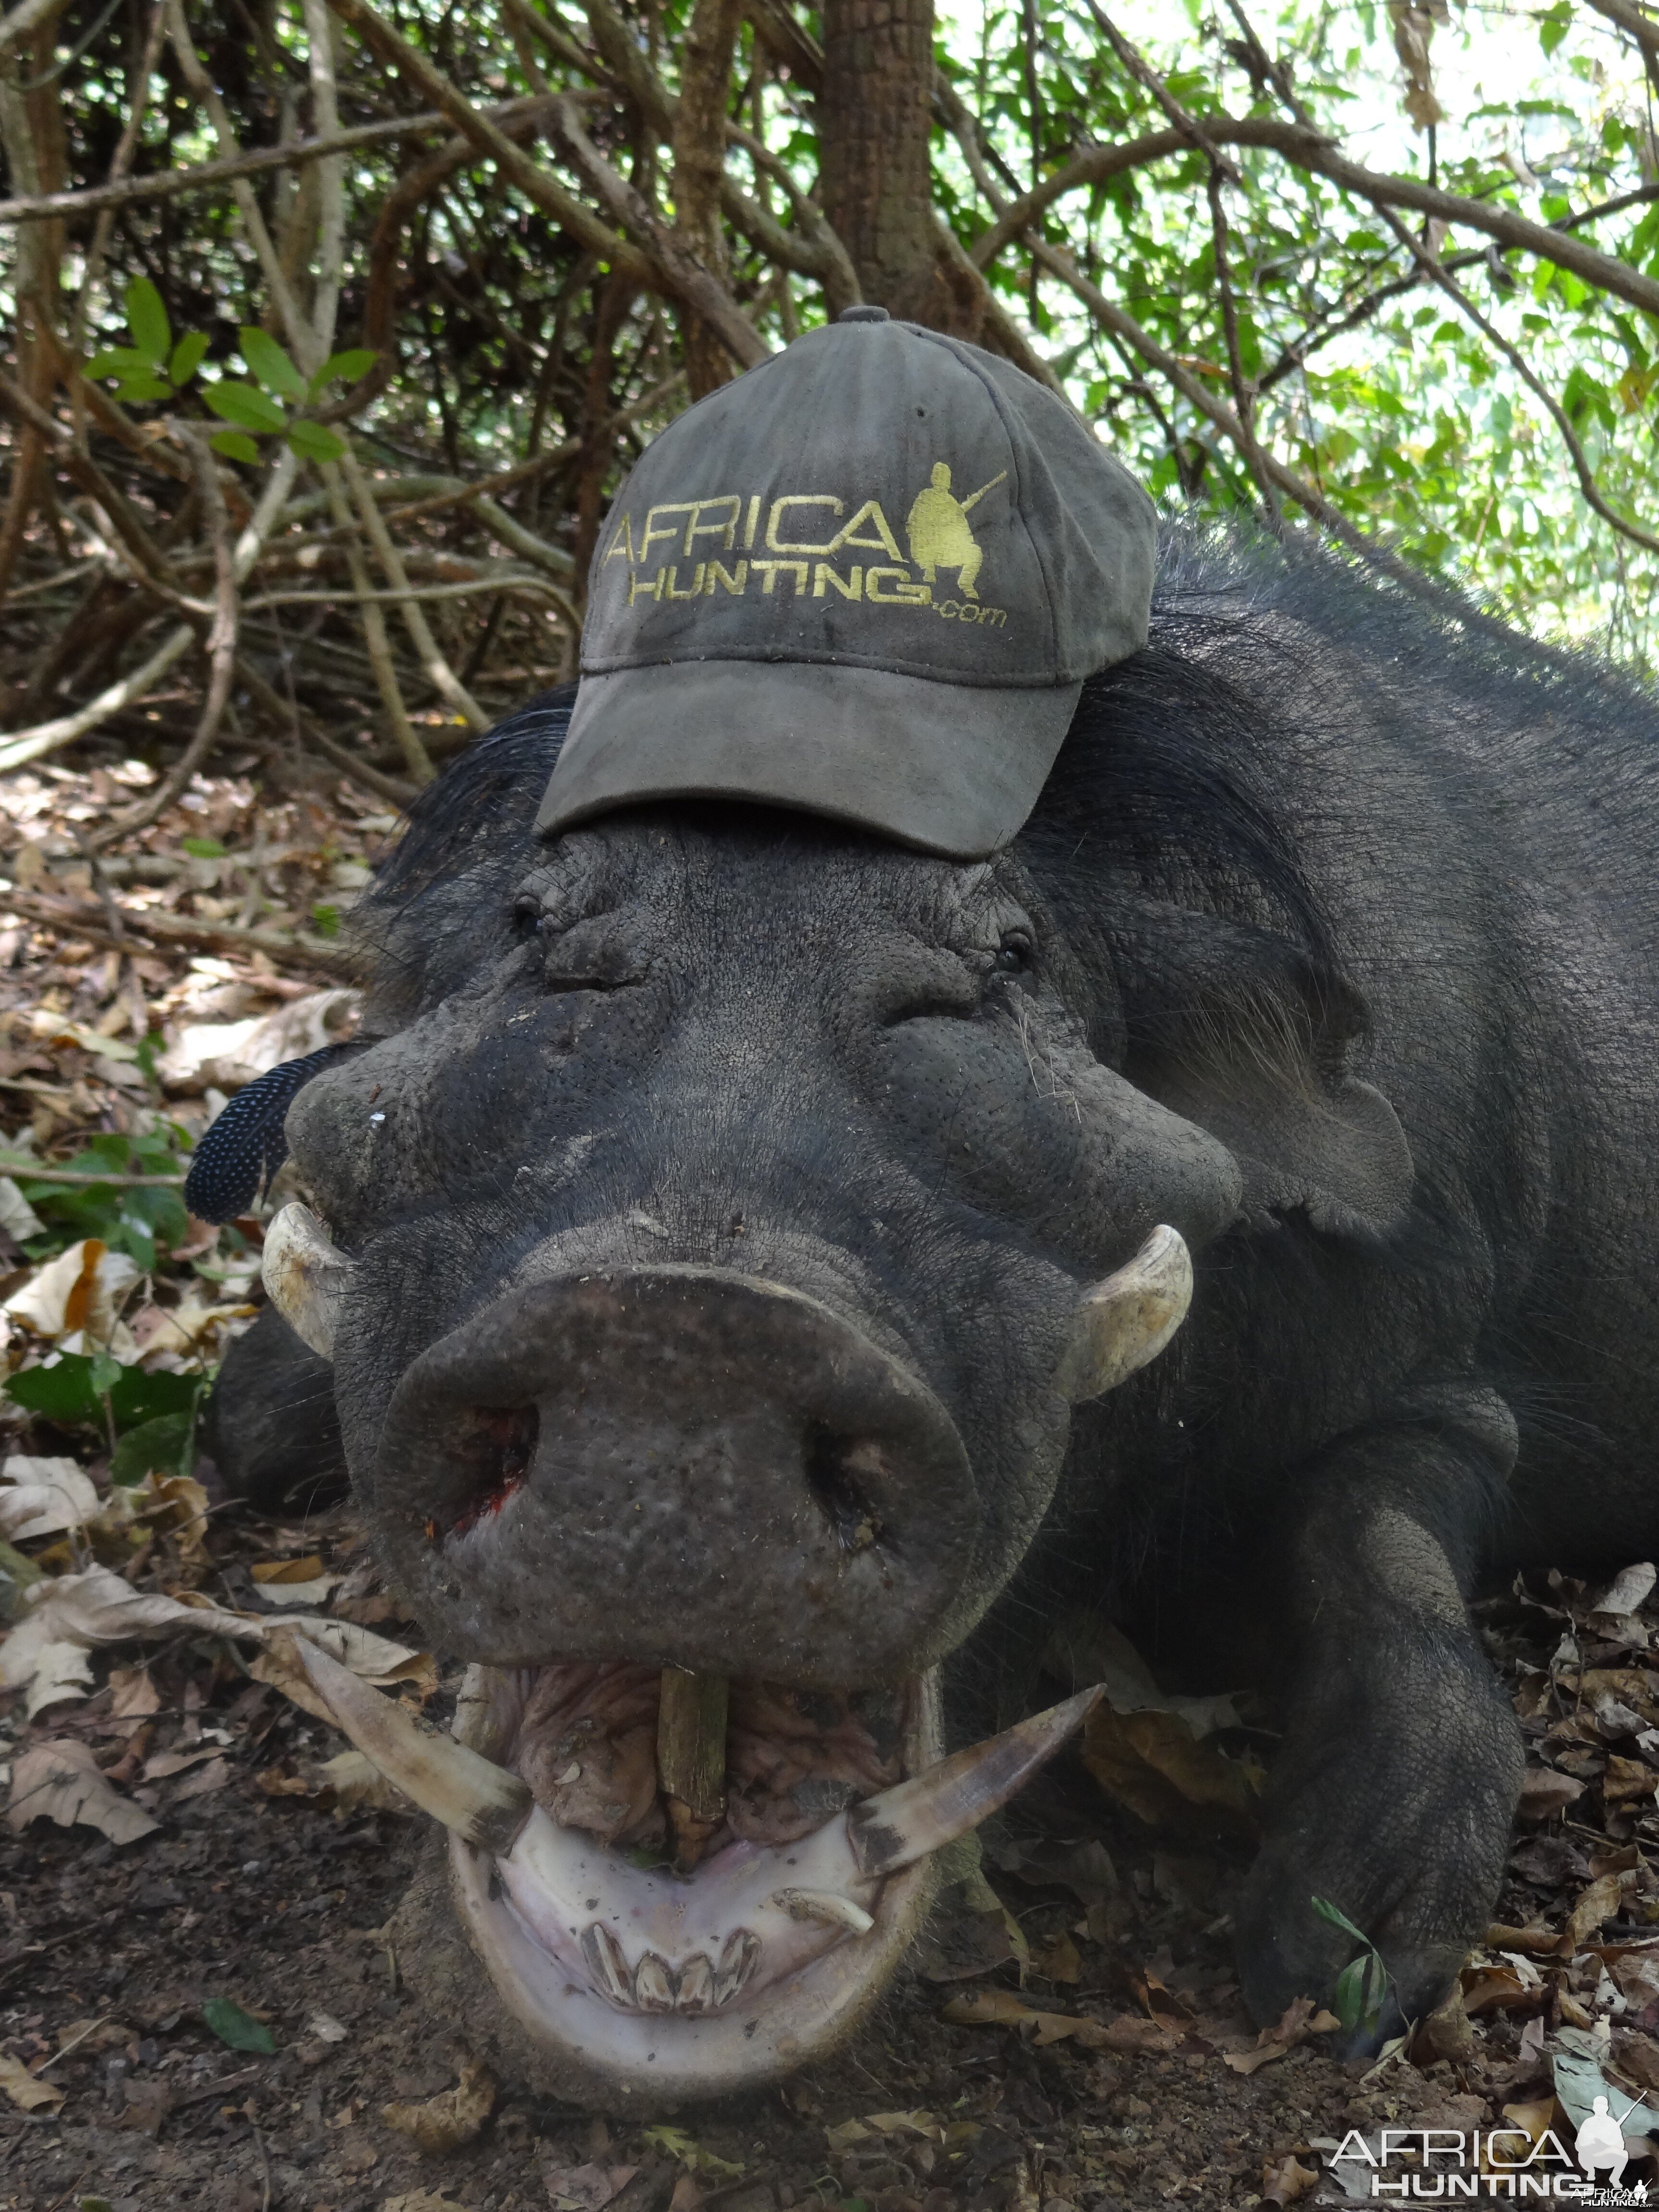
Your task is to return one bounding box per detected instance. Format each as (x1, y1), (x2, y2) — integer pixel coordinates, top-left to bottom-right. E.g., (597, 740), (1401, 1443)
(995, 931), (1034, 975)
(512, 895), (545, 939)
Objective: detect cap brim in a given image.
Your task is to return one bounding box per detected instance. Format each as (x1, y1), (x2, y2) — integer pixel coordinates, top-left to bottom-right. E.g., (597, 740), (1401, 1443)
(535, 660), (1081, 859)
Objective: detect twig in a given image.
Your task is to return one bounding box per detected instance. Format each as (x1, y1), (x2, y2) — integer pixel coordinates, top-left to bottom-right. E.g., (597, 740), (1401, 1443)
(319, 460), (435, 783)
(0, 887), (356, 974)
(337, 445), (489, 732)
(0, 622), (196, 771)
(967, 115), (1659, 318)
(0, 99), (554, 226)
(231, 653), (417, 807)
(0, 1161), (185, 1186)
(114, 425), (242, 833)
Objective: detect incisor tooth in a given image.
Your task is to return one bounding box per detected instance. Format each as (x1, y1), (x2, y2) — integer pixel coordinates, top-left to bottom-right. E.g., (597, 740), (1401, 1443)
(848, 1684), (1103, 1879)
(284, 1632), (531, 1852)
(770, 1887), (876, 1936)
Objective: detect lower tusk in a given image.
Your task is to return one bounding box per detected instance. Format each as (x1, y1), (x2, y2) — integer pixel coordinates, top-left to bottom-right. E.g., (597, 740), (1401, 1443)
(262, 1202), (356, 1360)
(1054, 1223), (1192, 1404)
(770, 1887), (876, 1936)
(847, 1684), (1102, 1879)
(284, 1632), (532, 1853)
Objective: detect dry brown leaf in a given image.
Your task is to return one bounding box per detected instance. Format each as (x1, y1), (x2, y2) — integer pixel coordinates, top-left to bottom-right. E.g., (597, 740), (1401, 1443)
(542, 2163), (640, 2212)
(1261, 2153), (1319, 2206)
(1081, 1699), (1262, 1836)
(382, 2056), (495, 2155)
(938, 1987), (1178, 2052)
(0, 2052), (64, 2113)
(1501, 2099), (1566, 2152)
(1459, 1965), (1538, 2017)
(3, 1236), (140, 1341)
(1486, 1921), (1559, 1954)
(1566, 1871), (1631, 1947)
(1414, 1980), (1477, 2061)
(1033, 1930), (1081, 1984)
(251, 1554), (326, 1584)
(317, 1748), (412, 1814)
(168, 1755), (233, 1802)
(6, 1737), (159, 1843)
(108, 1664), (160, 1734)
(0, 1455), (99, 1541)
(380, 2195), (472, 2212)
(339, 2133), (381, 2173)
(1517, 1768), (1585, 1821)
(1604, 1754), (1659, 1805)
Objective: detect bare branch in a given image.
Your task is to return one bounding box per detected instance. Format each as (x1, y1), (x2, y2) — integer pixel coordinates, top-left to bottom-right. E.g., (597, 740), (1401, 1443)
(967, 115), (1659, 320)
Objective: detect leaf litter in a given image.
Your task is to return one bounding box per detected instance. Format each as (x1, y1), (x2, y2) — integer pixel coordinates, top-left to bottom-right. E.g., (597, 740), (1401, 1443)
(1, 759), (1659, 2202)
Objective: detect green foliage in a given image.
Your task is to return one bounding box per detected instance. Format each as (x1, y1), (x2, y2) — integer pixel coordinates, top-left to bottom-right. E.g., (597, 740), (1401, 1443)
(109, 1409), (200, 1486)
(6, 1354), (201, 1437)
(200, 1999), (276, 2055)
(1311, 1895), (1392, 2040)
(3, 1128), (191, 1272)
(87, 291), (372, 469)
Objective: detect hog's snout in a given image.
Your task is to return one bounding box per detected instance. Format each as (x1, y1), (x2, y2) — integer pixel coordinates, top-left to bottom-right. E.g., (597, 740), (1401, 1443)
(368, 1265), (979, 1683)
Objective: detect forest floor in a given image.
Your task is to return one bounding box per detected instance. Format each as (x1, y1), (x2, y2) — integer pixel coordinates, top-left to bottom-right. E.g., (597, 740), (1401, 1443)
(0, 755), (1657, 2212)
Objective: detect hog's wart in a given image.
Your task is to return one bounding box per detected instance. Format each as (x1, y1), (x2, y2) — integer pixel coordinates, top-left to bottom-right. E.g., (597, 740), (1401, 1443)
(205, 524), (1659, 2104)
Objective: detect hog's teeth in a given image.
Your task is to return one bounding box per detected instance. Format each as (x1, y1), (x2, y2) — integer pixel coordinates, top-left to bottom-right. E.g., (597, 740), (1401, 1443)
(287, 1632), (532, 1852)
(847, 1683), (1104, 1878)
(1055, 1222), (1192, 1403)
(770, 1887), (877, 1936)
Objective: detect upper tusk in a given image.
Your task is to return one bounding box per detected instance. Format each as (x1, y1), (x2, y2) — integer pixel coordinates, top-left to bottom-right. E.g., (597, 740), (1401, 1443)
(1053, 1223), (1192, 1404)
(262, 1202), (355, 1360)
(846, 1684), (1102, 1880)
(285, 1632), (532, 1854)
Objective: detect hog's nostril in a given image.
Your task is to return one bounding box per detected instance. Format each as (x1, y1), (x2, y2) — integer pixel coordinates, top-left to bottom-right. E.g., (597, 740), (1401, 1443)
(803, 1422), (887, 1556)
(446, 1404), (540, 1540)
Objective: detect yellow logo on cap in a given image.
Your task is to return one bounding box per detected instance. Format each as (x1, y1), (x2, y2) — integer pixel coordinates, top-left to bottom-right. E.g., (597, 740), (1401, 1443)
(602, 464), (1012, 629)
(904, 466), (1007, 601)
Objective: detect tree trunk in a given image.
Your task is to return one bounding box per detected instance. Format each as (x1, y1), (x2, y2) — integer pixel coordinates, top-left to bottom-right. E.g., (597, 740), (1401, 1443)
(818, 0), (939, 322)
(672, 0), (745, 397)
(818, 0), (991, 337)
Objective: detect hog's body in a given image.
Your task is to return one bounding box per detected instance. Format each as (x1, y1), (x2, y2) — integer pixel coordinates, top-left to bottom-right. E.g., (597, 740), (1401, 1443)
(213, 526), (1659, 2092)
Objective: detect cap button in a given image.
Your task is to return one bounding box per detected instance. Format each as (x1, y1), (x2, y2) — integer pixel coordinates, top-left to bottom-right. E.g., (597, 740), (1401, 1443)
(837, 304), (890, 323)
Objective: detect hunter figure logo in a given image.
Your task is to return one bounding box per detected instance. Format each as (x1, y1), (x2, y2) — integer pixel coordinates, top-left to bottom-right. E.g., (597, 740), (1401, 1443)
(605, 465), (1011, 628)
(905, 463), (1008, 600)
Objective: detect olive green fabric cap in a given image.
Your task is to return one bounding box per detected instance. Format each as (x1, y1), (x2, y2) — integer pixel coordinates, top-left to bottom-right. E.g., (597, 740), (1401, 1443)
(538, 309), (1157, 858)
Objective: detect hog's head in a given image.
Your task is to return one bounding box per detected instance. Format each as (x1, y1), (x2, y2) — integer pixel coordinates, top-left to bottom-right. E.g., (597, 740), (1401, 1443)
(249, 645), (1408, 2104)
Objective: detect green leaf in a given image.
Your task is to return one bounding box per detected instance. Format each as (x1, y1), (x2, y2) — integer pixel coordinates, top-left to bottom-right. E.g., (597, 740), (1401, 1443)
(284, 419), (346, 464)
(239, 326), (307, 399)
(114, 373), (174, 405)
(181, 835), (226, 858)
(84, 347), (153, 379)
(309, 902), (341, 938)
(110, 1410), (195, 1486)
(110, 1365), (200, 1431)
(203, 381), (287, 433)
(6, 1356), (101, 1426)
(1310, 1895), (1372, 1948)
(210, 430), (261, 466)
(125, 276), (171, 367)
(1333, 1953), (1369, 2033)
(306, 347), (376, 397)
(89, 1350), (122, 1400)
(283, 419), (346, 464)
(168, 330), (210, 386)
(201, 1998), (276, 2055)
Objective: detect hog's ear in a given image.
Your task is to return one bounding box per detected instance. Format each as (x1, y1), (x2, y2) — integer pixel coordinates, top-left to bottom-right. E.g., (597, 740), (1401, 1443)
(1112, 902), (1415, 1241)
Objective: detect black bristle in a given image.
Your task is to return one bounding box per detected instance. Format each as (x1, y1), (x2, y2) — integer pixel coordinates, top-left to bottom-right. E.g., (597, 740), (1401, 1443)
(182, 1045), (351, 1223)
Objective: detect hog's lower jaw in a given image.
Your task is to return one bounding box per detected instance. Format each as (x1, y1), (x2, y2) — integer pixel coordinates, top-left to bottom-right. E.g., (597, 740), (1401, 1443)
(447, 1662), (939, 2102)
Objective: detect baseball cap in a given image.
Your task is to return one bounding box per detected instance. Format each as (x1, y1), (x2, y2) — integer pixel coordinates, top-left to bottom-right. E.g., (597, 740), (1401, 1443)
(536, 308), (1156, 858)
